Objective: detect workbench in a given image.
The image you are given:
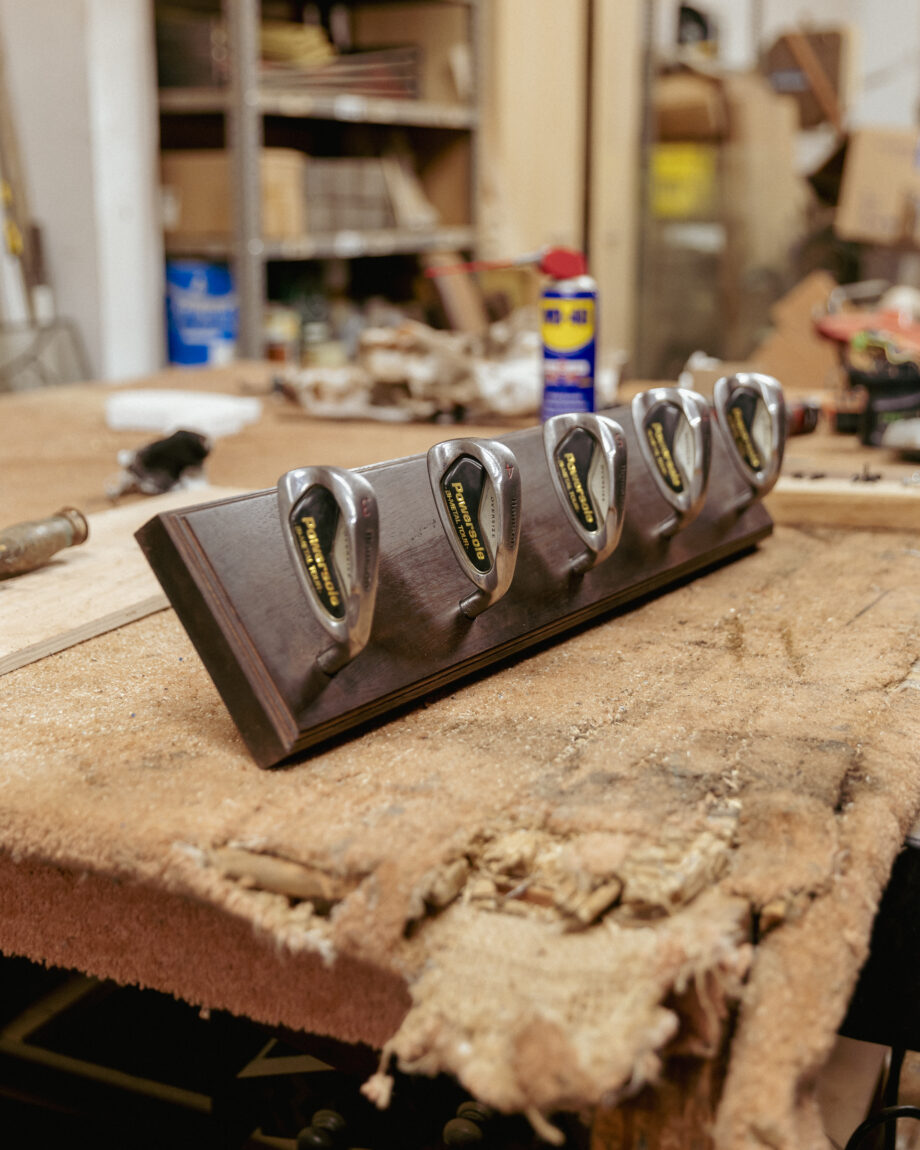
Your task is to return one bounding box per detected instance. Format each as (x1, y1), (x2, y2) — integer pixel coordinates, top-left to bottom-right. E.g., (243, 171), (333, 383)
(1, 363), (918, 1150)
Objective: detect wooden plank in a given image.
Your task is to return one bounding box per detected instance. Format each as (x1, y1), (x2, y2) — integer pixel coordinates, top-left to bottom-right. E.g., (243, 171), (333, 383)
(137, 408), (773, 767)
(784, 30), (844, 132)
(589, 0), (643, 355)
(0, 27), (36, 319)
(478, 0), (587, 258)
(421, 251), (489, 332)
(0, 487), (245, 676)
(766, 475), (920, 530)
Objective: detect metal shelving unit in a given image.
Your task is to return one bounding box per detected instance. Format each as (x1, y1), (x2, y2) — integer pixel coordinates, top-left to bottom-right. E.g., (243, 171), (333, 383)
(165, 225), (477, 261)
(159, 87), (478, 129)
(159, 0), (482, 357)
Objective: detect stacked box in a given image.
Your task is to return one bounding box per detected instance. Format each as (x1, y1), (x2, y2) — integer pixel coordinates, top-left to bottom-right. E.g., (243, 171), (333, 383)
(160, 150), (401, 242)
(161, 149), (309, 241)
(305, 158), (394, 232)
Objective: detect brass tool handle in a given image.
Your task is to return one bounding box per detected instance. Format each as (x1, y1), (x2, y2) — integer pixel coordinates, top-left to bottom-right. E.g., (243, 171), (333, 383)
(0, 507), (88, 578)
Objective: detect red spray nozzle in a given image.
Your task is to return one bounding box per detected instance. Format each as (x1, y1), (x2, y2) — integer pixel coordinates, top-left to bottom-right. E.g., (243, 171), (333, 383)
(537, 248), (587, 278)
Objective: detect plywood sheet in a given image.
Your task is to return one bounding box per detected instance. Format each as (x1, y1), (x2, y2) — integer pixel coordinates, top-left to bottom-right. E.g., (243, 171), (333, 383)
(0, 487), (244, 675)
(768, 475), (920, 530)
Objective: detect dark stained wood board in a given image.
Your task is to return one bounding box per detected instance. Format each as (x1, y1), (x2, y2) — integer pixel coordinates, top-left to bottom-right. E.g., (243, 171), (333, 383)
(136, 406), (773, 767)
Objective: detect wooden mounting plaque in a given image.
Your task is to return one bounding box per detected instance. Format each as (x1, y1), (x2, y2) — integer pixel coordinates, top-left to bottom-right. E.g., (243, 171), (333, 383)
(136, 407), (773, 767)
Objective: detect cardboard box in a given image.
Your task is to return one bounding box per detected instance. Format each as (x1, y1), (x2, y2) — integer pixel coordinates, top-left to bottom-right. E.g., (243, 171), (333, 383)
(763, 28), (850, 130)
(161, 149), (308, 241)
(746, 270), (842, 395)
(654, 71), (727, 141)
(418, 136), (470, 226)
(835, 129), (920, 246)
(156, 10), (227, 89)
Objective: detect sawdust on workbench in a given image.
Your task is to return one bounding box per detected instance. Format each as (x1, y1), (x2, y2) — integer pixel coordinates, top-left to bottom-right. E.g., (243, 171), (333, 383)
(2, 510), (919, 1148)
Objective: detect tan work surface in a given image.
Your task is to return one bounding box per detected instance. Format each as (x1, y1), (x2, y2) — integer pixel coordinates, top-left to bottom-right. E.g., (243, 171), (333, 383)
(1, 370), (919, 1149)
(0, 487), (246, 675)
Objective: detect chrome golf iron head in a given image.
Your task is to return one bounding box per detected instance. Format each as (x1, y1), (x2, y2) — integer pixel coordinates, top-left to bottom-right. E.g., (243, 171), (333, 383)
(631, 387), (712, 538)
(427, 437), (521, 619)
(542, 411), (628, 575)
(713, 372), (786, 511)
(277, 465), (380, 674)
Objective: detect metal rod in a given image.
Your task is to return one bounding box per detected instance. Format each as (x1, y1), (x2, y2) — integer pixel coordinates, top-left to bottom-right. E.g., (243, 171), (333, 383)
(469, 0), (481, 257)
(582, 0), (595, 263)
(634, 0), (658, 376)
(225, 0), (265, 359)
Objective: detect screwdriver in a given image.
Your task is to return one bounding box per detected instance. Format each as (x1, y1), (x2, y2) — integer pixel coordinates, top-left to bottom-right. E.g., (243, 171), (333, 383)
(0, 507), (88, 578)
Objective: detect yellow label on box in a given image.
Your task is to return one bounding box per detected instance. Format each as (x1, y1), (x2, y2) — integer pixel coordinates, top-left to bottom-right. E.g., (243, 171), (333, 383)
(651, 143), (718, 219)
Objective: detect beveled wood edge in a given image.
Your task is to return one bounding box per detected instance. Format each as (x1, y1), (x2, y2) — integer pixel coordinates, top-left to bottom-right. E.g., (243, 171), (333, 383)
(136, 509), (298, 765)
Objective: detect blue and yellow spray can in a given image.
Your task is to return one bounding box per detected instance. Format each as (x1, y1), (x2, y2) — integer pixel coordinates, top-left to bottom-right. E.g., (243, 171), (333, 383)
(421, 246), (597, 420)
(539, 250), (597, 420)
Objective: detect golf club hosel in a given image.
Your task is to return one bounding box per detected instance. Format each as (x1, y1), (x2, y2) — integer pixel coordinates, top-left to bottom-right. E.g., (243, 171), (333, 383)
(277, 465), (380, 673)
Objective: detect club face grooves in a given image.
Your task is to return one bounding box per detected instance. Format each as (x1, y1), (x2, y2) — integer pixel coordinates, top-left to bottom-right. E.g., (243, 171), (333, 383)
(555, 427), (602, 533)
(643, 402), (687, 493)
(289, 484), (348, 621)
(726, 390), (765, 471)
(439, 455), (495, 575)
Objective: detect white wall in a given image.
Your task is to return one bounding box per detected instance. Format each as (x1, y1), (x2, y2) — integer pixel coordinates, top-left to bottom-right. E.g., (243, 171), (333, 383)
(850, 0), (920, 127)
(0, 0), (163, 380)
(657, 0), (920, 129)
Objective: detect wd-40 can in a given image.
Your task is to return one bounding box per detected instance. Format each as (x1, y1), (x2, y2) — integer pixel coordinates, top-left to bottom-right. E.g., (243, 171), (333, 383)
(540, 275), (597, 421)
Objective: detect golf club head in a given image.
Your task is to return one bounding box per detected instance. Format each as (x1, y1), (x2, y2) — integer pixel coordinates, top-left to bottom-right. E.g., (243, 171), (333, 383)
(542, 411), (628, 575)
(631, 387), (712, 538)
(713, 372), (786, 510)
(277, 465), (380, 674)
(426, 437), (522, 619)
